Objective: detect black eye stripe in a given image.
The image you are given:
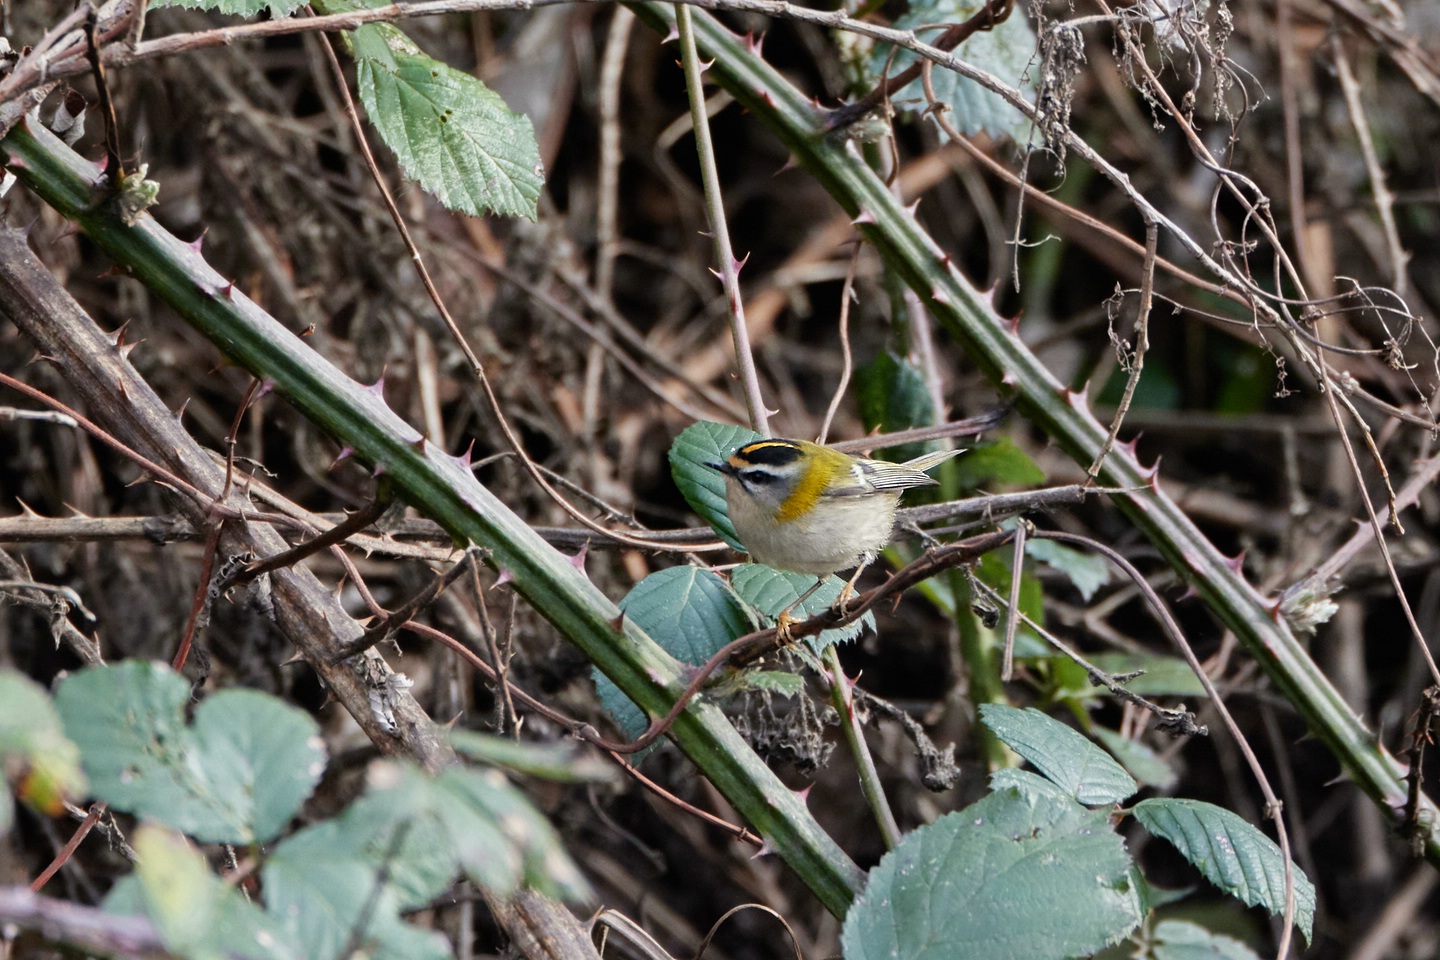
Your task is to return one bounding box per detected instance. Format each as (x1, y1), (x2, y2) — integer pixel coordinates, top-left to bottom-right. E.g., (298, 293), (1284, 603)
(739, 468), (781, 485)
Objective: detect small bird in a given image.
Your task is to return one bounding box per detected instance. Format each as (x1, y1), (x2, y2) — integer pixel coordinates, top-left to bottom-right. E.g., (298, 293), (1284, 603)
(709, 438), (961, 617)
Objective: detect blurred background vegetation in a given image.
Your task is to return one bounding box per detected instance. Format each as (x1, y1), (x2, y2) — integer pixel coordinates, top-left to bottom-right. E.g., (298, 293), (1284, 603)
(3, 0), (1440, 956)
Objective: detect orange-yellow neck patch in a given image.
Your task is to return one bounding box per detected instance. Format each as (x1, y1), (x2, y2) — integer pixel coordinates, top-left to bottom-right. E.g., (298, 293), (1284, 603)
(776, 444), (837, 523)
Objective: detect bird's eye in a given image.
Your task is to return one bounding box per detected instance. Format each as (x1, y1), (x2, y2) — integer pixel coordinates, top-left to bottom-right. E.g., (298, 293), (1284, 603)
(739, 468), (779, 486)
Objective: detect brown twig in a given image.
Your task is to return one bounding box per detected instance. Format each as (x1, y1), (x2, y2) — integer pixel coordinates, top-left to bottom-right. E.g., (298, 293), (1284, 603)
(1087, 219), (1157, 483)
(327, 549), (479, 663)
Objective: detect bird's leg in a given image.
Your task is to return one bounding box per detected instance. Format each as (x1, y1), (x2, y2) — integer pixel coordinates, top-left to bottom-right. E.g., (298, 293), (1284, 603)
(776, 576), (826, 644)
(835, 556), (872, 616)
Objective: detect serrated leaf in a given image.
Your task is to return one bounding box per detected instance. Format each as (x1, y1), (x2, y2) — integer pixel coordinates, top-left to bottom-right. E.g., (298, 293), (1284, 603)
(1133, 798), (1316, 944)
(987, 767), (1075, 805)
(264, 818), (452, 960)
(854, 352), (937, 463)
(669, 421), (763, 550)
(151, 0), (306, 14)
(350, 23), (543, 219)
(1091, 727), (1179, 791)
(265, 760), (583, 960)
(841, 787), (1142, 960)
(863, 0), (1038, 142)
(979, 704), (1137, 805)
(596, 565), (755, 740)
(1026, 537), (1111, 601)
(954, 436), (1046, 489)
(54, 662), (324, 844)
(433, 766), (590, 901)
(730, 563), (875, 653)
(0, 671), (85, 819)
(1151, 919), (1263, 960)
(105, 824), (303, 960)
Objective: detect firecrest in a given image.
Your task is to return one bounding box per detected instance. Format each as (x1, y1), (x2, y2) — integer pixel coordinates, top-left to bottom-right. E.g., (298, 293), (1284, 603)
(709, 438), (961, 579)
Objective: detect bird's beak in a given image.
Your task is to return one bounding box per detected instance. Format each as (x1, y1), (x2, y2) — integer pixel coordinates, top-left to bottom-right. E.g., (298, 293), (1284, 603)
(707, 460), (732, 476)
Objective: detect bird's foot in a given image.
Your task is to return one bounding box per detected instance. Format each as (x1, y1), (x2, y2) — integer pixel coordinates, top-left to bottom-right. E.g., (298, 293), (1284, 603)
(835, 564), (867, 617)
(775, 604), (799, 645)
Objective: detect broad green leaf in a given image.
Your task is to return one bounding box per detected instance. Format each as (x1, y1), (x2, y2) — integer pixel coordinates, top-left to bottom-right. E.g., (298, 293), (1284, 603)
(55, 662), (323, 844)
(1133, 798), (1315, 943)
(1151, 919), (1263, 960)
(265, 760), (584, 960)
(136, 826), (226, 957)
(730, 563), (875, 653)
(105, 824), (303, 960)
(863, 0), (1038, 142)
(151, 0), (306, 14)
(988, 767), (1075, 805)
(432, 766), (590, 901)
(854, 352), (937, 463)
(341, 760), (588, 906)
(264, 819), (451, 960)
(841, 787), (1142, 960)
(0, 671), (85, 822)
(980, 704), (1137, 805)
(596, 565), (755, 740)
(1091, 727), (1179, 791)
(953, 436), (1046, 489)
(1026, 537), (1111, 601)
(350, 23), (543, 219)
(669, 420), (763, 549)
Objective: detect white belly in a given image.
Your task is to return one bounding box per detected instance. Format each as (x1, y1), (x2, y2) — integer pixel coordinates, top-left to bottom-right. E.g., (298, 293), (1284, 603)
(727, 489), (901, 575)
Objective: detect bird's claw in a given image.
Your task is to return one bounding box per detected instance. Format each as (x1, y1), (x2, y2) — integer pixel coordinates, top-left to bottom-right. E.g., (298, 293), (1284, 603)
(775, 606), (799, 645)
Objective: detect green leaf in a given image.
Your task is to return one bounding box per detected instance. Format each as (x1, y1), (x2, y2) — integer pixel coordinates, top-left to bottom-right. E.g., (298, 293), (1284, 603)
(151, 0), (306, 15)
(0, 671), (85, 824)
(730, 563), (875, 653)
(350, 22), (543, 219)
(739, 670), (806, 698)
(1133, 798), (1316, 943)
(54, 662), (324, 844)
(596, 565), (754, 740)
(1151, 919), (1263, 960)
(979, 704), (1137, 805)
(975, 551), (1046, 653)
(1026, 537), (1111, 601)
(841, 787), (1143, 960)
(1091, 727), (1179, 791)
(264, 761), (586, 960)
(863, 0), (1038, 142)
(669, 421), (763, 550)
(448, 730), (616, 783)
(854, 352), (937, 463)
(1072, 652), (1209, 699)
(1098, 359), (1181, 410)
(105, 824), (303, 960)
(987, 767), (1076, 805)
(263, 819), (452, 960)
(953, 436), (1046, 489)
(431, 766), (590, 900)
